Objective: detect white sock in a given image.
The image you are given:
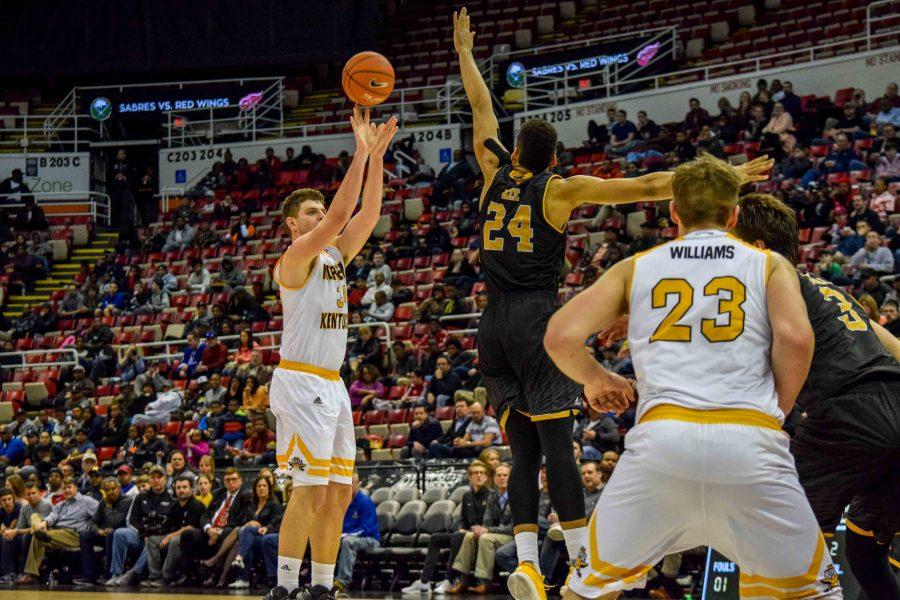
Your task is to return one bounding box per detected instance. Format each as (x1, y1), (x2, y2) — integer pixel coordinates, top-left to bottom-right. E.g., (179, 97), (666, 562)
(277, 555), (303, 592)
(515, 531), (540, 571)
(311, 561), (335, 589)
(562, 526), (587, 566)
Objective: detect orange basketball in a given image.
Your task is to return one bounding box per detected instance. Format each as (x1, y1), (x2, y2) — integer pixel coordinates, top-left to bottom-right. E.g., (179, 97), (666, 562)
(342, 51), (395, 106)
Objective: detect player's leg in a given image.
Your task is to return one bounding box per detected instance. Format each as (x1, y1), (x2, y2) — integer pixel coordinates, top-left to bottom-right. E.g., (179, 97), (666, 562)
(535, 415), (586, 563)
(307, 381), (357, 593)
(707, 428), (842, 599)
(844, 527), (900, 600)
(565, 426), (695, 599)
(503, 408), (548, 599)
(268, 371), (340, 598)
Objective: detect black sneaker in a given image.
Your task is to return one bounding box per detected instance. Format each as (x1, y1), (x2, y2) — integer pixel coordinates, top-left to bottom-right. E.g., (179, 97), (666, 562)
(263, 585), (291, 600)
(297, 584), (332, 600)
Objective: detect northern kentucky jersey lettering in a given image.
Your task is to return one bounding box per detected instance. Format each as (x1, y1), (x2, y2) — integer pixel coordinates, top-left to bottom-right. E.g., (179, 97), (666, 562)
(627, 230), (781, 422)
(274, 246), (348, 371)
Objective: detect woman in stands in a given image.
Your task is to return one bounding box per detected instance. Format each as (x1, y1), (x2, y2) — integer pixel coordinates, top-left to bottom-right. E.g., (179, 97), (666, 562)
(478, 448), (501, 488)
(198, 454), (222, 494)
(224, 377), (243, 406)
(444, 248), (478, 295)
(348, 364), (385, 411)
(195, 473), (214, 507)
(99, 403), (128, 448)
(241, 375), (269, 415)
(179, 427), (210, 469)
(204, 474), (283, 588)
(227, 330), (260, 374)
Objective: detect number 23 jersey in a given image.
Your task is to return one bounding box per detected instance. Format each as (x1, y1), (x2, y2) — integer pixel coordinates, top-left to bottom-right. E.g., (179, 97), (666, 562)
(627, 229), (781, 422)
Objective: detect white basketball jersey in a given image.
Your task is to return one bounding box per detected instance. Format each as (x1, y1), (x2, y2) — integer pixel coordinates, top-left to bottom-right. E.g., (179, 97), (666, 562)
(274, 246), (348, 372)
(627, 229), (781, 422)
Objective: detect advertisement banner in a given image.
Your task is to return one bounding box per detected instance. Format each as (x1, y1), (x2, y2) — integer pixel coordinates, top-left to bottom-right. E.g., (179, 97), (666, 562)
(514, 47), (900, 148)
(0, 153), (90, 196)
(158, 123), (461, 193)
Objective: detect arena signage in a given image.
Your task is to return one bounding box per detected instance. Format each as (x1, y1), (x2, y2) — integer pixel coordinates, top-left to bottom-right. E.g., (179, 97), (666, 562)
(80, 83), (263, 122)
(157, 123), (462, 193)
(513, 46), (899, 148)
(0, 153), (90, 196)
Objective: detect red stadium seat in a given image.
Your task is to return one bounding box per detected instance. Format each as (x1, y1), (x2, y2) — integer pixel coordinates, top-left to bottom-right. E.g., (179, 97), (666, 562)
(387, 409), (407, 424)
(435, 406), (454, 420)
(163, 422), (182, 437)
(364, 410), (386, 425)
(387, 434), (408, 448)
(96, 447), (117, 462)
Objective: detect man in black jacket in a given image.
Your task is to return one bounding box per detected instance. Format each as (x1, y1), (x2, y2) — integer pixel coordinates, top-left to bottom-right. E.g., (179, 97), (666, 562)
(428, 398), (471, 457)
(142, 475), (205, 586)
(400, 460), (490, 594)
(449, 463), (514, 593)
(77, 477), (133, 585)
(107, 465), (173, 586)
(178, 467), (250, 581)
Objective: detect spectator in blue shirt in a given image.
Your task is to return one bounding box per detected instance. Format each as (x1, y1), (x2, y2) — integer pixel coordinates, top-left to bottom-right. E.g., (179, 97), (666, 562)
(605, 110), (639, 157)
(178, 332), (206, 379)
(99, 282), (129, 315)
(333, 473), (380, 592)
(0, 426), (26, 468)
(801, 133), (868, 188)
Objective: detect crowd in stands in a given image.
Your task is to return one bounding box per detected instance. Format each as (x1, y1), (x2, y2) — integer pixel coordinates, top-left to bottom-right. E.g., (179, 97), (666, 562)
(0, 77), (896, 595)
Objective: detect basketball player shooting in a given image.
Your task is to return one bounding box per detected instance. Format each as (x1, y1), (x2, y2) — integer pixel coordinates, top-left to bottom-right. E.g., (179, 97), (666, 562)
(452, 8), (773, 600)
(544, 155), (842, 600)
(263, 107), (398, 600)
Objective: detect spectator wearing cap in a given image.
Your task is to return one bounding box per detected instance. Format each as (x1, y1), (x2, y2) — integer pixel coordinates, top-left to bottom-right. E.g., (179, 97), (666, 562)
(627, 221), (662, 256)
(74, 451), (98, 491)
(106, 465), (173, 586)
(69, 431), (97, 465)
(850, 232), (895, 274)
(15, 476), (99, 585)
(76, 476), (133, 585)
(117, 465), (139, 498)
(65, 364), (96, 398)
(0, 426), (26, 468)
(45, 469), (65, 505)
(178, 332), (206, 380)
(195, 331), (228, 376)
(132, 381), (183, 427)
(856, 271), (893, 306)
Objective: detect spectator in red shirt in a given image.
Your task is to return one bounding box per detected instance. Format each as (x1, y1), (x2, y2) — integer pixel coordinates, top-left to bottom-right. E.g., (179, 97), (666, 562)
(231, 419), (274, 466)
(263, 147), (282, 176)
(195, 332), (228, 376)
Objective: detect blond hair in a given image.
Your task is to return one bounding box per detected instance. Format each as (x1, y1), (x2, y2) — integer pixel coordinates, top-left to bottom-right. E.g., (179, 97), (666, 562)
(672, 154), (742, 228)
(280, 188), (325, 222)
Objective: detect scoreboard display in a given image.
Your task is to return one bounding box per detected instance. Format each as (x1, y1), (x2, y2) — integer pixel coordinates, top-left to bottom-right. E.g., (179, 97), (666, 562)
(700, 523), (899, 599)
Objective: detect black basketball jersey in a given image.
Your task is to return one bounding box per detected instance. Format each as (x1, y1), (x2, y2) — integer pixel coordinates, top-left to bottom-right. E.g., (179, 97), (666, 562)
(478, 142), (567, 296)
(796, 271), (900, 408)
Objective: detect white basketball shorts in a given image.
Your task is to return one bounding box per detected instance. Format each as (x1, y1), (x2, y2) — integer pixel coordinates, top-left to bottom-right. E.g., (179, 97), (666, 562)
(269, 362), (356, 486)
(567, 405), (843, 600)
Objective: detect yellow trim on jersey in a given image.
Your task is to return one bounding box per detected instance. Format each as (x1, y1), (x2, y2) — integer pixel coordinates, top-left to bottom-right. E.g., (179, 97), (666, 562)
(332, 456), (355, 467)
(764, 249), (772, 286)
(890, 556), (900, 569)
(273, 253), (318, 291)
(275, 433), (331, 469)
(499, 407), (511, 431)
(738, 534), (825, 589)
(639, 405), (782, 431)
(514, 524), (539, 535)
(541, 173), (566, 233)
(330, 465), (355, 477)
(278, 359), (341, 381)
(844, 518), (875, 537)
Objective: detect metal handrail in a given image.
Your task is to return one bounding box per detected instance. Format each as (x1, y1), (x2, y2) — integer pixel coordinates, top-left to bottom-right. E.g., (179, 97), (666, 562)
(0, 191), (111, 226)
(866, 0), (900, 51)
(75, 76), (283, 92)
(0, 348), (79, 371)
(120, 322), (393, 364)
